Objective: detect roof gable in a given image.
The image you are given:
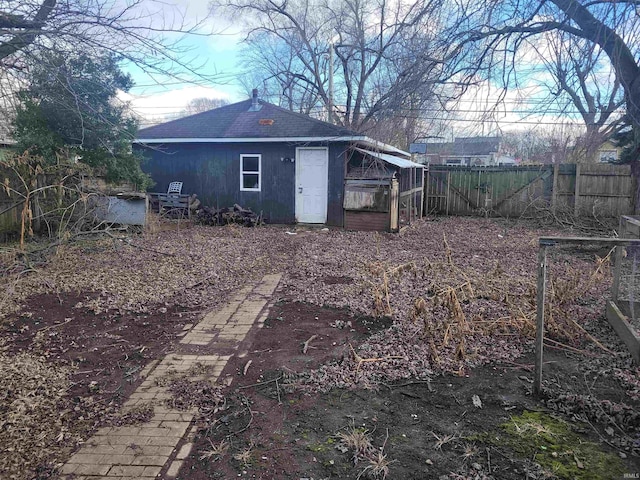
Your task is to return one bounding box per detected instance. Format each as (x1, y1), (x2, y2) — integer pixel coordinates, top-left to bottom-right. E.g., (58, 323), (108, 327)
(137, 99), (357, 140)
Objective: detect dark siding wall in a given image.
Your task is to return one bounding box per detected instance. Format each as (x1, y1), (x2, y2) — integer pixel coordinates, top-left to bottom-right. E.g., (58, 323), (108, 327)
(137, 141), (348, 225)
(327, 143), (347, 227)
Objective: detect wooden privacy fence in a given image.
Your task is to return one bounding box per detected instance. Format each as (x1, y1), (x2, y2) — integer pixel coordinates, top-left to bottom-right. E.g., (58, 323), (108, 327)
(0, 200), (23, 241)
(424, 163), (636, 218)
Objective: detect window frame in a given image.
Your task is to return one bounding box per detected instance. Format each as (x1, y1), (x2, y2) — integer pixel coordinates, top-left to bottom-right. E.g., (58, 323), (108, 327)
(240, 154), (262, 192)
(598, 150), (618, 163)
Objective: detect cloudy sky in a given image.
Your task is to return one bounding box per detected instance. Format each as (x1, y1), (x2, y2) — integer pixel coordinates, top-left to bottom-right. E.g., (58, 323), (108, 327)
(120, 0), (622, 138)
(121, 0), (246, 126)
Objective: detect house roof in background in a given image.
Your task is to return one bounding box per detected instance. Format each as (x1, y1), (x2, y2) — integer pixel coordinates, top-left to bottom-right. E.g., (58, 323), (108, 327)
(410, 136), (500, 157)
(409, 143), (427, 154)
(135, 98), (412, 158)
(136, 99), (357, 141)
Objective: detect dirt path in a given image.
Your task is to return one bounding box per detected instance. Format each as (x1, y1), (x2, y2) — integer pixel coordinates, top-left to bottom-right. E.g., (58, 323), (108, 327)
(59, 274), (282, 480)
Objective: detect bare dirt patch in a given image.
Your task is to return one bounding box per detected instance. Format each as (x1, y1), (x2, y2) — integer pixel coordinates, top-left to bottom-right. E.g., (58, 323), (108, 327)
(179, 301), (640, 480)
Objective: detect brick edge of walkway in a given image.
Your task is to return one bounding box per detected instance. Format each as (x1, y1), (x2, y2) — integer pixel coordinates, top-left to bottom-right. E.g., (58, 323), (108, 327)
(61, 273), (282, 480)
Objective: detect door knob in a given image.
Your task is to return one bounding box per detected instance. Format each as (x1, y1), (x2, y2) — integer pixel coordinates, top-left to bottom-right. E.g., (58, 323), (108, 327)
(298, 187), (303, 193)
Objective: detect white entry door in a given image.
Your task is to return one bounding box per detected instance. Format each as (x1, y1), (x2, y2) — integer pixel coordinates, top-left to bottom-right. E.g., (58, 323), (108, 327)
(295, 147), (329, 223)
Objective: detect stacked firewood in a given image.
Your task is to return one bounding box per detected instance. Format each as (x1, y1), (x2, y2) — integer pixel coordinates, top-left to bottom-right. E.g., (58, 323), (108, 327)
(196, 204), (262, 227)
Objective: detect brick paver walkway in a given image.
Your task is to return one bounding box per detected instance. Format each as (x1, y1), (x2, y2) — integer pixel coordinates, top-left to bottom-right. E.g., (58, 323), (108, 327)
(61, 273), (282, 479)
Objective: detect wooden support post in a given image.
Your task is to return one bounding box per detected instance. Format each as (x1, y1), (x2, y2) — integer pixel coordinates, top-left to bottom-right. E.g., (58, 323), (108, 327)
(534, 244), (548, 396)
(551, 163), (559, 212)
(574, 163), (581, 216)
(424, 168), (429, 215)
(613, 217), (625, 302)
(476, 169), (481, 210)
(412, 170), (415, 221)
(446, 171), (451, 216)
(613, 245), (624, 303)
(419, 169), (425, 218)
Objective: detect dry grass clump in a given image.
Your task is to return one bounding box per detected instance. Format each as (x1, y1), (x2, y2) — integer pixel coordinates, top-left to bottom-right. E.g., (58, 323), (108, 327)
(337, 424), (375, 464)
(232, 445), (255, 467)
(200, 439), (229, 461)
(336, 424), (394, 479)
(368, 261), (416, 317)
(402, 236), (614, 367)
(0, 352), (72, 478)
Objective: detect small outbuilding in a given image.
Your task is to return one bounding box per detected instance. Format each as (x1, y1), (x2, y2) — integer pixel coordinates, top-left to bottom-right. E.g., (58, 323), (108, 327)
(344, 148), (423, 231)
(134, 90), (421, 230)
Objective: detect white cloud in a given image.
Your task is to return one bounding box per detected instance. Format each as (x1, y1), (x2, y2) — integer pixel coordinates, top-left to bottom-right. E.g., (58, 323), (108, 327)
(120, 85), (235, 125)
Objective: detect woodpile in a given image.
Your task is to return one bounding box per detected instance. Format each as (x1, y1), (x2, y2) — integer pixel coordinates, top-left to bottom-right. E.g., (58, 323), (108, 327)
(196, 204), (262, 227)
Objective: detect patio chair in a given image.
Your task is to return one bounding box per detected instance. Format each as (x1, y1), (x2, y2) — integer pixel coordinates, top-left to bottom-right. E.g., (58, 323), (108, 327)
(167, 181), (183, 195)
(158, 181), (189, 219)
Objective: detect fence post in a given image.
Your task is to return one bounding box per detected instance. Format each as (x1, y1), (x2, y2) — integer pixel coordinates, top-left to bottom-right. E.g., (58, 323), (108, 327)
(424, 168), (429, 215)
(551, 163), (559, 212)
(574, 163), (581, 216)
(613, 216), (625, 302)
(446, 171), (451, 216)
(534, 242), (549, 396)
(476, 169), (481, 209)
(420, 169), (425, 218)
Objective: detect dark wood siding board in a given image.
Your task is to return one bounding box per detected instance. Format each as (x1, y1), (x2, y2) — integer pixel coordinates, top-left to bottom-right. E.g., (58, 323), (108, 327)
(138, 142), (298, 223)
(137, 140), (352, 226)
(327, 143), (348, 227)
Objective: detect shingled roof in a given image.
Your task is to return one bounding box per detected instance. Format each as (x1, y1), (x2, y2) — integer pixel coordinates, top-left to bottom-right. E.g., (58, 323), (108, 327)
(136, 97), (358, 141)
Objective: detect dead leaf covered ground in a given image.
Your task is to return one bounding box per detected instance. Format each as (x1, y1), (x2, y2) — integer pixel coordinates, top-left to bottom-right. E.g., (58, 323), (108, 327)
(0, 217), (638, 479)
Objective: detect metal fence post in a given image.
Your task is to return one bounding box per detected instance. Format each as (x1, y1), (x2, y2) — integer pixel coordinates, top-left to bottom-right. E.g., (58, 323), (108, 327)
(534, 242), (550, 396)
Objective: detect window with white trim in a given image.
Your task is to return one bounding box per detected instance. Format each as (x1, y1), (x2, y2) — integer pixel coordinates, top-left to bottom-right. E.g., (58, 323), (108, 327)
(599, 150), (618, 163)
(240, 154), (261, 191)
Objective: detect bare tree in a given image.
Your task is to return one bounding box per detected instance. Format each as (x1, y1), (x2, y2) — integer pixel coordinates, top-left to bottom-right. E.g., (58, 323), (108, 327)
(513, 29), (623, 162)
(501, 125), (582, 164)
(446, 0), (640, 161)
(0, 0), (220, 130)
(213, 0), (449, 146)
(182, 97), (230, 116)
(0, 0), (212, 76)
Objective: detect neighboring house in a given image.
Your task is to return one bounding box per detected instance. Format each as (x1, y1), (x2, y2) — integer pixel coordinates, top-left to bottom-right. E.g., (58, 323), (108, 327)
(134, 91), (422, 228)
(410, 136), (515, 166)
(595, 139), (621, 163)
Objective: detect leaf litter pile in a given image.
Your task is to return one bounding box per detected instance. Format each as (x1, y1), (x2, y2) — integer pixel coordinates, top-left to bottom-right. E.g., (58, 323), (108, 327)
(0, 217), (637, 478)
(281, 219), (617, 391)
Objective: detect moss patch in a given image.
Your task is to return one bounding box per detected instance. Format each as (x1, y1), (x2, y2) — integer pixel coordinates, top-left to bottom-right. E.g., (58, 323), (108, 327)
(491, 411), (625, 480)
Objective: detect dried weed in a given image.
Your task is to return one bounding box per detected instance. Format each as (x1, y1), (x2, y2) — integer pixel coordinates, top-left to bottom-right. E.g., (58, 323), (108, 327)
(199, 438), (229, 461)
(337, 423), (375, 464)
(432, 431), (460, 451)
(232, 446), (254, 467)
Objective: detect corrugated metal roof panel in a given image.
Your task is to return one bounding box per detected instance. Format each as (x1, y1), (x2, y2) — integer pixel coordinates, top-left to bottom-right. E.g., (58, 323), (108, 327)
(354, 147), (424, 169)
